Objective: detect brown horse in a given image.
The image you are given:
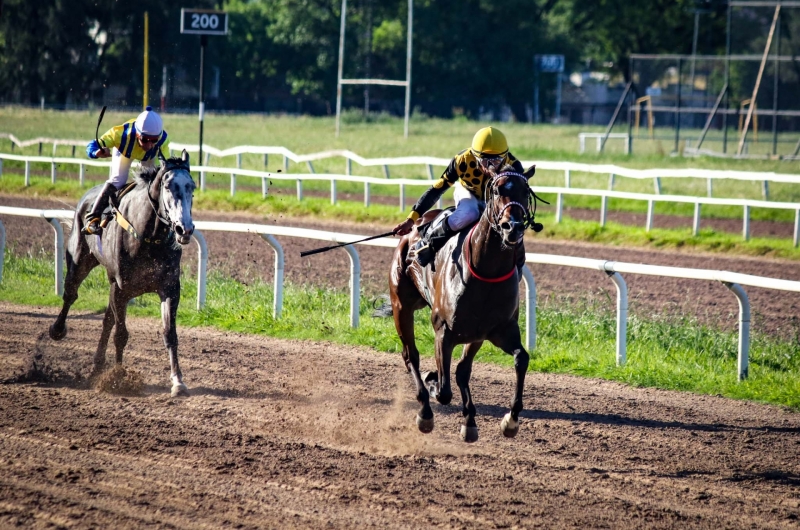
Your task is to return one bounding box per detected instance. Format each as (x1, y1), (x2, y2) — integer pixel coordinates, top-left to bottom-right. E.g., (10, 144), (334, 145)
(389, 164), (538, 442)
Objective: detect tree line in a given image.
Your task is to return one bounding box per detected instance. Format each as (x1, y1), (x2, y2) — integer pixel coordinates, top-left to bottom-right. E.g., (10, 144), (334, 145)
(1, 0), (797, 119)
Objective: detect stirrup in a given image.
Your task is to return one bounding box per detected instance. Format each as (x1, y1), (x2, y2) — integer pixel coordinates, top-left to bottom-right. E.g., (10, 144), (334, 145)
(82, 218), (102, 235)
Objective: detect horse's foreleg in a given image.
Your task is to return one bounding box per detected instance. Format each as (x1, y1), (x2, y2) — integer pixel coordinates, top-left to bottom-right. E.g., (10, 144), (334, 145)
(50, 241), (97, 341)
(490, 325), (530, 439)
(160, 287), (187, 397)
(93, 304), (115, 375)
(110, 286), (129, 365)
(455, 341), (482, 443)
(432, 330), (454, 406)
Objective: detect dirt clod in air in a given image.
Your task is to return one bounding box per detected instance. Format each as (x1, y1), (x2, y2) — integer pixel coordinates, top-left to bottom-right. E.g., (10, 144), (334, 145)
(94, 365), (145, 396)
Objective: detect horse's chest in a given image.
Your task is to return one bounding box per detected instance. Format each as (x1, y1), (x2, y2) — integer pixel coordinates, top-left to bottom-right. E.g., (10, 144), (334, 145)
(433, 281), (519, 338)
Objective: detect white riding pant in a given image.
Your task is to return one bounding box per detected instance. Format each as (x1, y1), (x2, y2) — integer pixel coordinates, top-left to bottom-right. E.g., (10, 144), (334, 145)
(106, 148), (155, 189)
(447, 181), (483, 231)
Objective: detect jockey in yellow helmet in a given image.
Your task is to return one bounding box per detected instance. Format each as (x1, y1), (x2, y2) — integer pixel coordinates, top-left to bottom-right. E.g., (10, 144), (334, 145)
(82, 106), (170, 235)
(393, 126), (527, 272)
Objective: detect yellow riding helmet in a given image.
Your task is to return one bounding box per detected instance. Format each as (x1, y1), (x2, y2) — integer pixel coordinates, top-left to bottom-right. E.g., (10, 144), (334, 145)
(470, 127), (508, 157)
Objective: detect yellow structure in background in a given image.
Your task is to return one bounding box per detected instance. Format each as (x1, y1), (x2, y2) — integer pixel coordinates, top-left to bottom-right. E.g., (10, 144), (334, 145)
(143, 12), (149, 108)
(634, 95), (654, 138)
(739, 99), (758, 143)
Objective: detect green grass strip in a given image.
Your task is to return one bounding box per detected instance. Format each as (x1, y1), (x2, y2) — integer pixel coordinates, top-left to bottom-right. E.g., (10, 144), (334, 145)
(3, 250), (799, 409)
(3, 174), (798, 261)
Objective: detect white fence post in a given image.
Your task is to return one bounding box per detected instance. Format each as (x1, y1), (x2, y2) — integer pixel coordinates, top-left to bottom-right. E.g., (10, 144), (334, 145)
(346, 158), (351, 175)
(296, 180), (303, 201)
(707, 178), (713, 197)
(383, 165), (390, 178)
(693, 203), (701, 235)
(79, 163), (85, 187)
(794, 209), (799, 248)
(556, 193), (563, 223)
(343, 245), (360, 328)
(260, 234), (284, 319)
(46, 218), (64, 296)
(762, 180), (769, 200)
(646, 200), (654, 232)
(520, 266), (536, 352)
(426, 164), (434, 180)
(653, 177), (661, 195)
(724, 282), (751, 381)
(237, 153), (242, 169)
(331, 180), (337, 205)
(743, 205), (750, 241)
(262, 177), (269, 199)
(51, 162), (57, 183)
(24, 161), (30, 186)
(600, 196), (608, 227)
(399, 184), (405, 211)
(364, 183), (370, 207)
(0, 158), (3, 177)
(283, 155), (289, 172)
(263, 153), (268, 168)
(608, 173), (615, 190)
(192, 231), (208, 310)
(306, 161), (315, 173)
(200, 171), (206, 192)
(230, 173), (236, 197)
(565, 169), (571, 188)
(605, 269), (628, 367)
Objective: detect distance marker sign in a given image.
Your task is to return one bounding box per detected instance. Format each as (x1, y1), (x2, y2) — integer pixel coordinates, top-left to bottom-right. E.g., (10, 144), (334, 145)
(180, 9), (228, 36)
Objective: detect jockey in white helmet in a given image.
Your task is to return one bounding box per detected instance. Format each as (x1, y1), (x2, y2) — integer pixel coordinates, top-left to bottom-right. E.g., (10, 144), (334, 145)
(82, 106), (170, 235)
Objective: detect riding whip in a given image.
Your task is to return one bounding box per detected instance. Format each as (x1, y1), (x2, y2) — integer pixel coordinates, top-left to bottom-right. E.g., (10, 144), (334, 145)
(95, 105), (107, 151)
(300, 231), (396, 257)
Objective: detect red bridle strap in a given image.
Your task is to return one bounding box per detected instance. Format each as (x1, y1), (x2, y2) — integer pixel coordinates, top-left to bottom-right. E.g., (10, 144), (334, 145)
(464, 223), (517, 283)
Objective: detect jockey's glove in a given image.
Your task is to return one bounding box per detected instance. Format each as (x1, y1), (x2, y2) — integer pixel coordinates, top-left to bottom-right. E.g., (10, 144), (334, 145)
(86, 140), (101, 159)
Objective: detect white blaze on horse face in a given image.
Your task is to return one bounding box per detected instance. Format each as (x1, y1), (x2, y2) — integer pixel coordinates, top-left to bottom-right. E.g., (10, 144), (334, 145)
(163, 170), (196, 239)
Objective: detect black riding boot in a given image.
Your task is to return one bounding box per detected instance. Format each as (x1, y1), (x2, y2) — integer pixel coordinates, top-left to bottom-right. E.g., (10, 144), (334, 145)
(82, 182), (117, 235)
(415, 218), (456, 267)
(515, 239), (527, 278)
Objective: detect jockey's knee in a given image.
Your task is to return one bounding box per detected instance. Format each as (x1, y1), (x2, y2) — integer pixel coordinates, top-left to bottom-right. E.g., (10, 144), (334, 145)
(448, 204), (480, 231)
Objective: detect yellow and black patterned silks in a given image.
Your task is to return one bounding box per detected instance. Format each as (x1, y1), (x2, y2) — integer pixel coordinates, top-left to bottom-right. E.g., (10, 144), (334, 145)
(406, 149), (523, 221)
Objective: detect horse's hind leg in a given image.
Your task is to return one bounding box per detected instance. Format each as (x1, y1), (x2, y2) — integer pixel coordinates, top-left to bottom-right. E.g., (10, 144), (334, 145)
(93, 303), (115, 375)
(160, 286), (188, 397)
(110, 286), (130, 365)
(455, 341), (483, 443)
(490, 324), (530, 439)
(389, 253), (432, 432)
(50, 235), (98, 341)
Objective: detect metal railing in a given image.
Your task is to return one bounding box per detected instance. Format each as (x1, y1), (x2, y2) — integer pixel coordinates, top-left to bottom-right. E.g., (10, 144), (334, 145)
(3, 206), (800, 381)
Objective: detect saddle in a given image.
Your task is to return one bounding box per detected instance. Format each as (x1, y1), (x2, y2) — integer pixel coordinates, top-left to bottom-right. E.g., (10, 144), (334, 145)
(415, 206), (455, 240)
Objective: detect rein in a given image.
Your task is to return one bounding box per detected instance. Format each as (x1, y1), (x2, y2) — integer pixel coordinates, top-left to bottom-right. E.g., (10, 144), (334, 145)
(108, 167), (178, 245)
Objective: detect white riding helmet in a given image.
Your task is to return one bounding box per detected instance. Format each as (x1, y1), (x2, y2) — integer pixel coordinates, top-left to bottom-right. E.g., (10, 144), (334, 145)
(134, 106), (163, 138)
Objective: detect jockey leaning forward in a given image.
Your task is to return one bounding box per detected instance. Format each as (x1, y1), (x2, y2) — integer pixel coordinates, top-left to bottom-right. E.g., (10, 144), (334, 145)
(393, 126), (527, 273)
(82, 106), (170, 235)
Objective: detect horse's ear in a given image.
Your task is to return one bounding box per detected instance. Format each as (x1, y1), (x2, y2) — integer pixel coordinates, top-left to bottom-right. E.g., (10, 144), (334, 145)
(181, 149), (190, 165)
(157, 148), (167, 164)
(523, 165), (536, 180)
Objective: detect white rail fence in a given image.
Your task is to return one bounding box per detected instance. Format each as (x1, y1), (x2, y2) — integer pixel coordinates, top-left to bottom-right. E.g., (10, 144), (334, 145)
(3, 135), (800, 196)
(1, 151), (798, 246)
(3, 206), (800, 381)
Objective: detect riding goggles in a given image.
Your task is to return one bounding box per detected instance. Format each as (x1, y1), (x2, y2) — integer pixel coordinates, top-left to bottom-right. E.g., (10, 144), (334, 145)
(138, 132), (161, 143)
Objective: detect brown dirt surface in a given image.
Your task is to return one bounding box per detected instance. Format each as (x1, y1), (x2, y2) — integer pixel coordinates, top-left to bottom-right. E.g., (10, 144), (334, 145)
(3, 194), (800, 338)
(1, 303), (800, 529)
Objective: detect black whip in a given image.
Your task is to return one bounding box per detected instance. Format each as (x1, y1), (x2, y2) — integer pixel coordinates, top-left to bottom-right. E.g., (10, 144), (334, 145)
(300, 231), (396, 257)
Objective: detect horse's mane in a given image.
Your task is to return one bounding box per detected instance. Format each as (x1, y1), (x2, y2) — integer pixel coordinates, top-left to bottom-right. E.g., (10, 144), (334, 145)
(133, 156), (189, 187)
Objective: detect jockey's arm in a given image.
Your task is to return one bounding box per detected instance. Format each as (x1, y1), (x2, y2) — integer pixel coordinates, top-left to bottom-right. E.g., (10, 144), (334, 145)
(393, 158), (458, 235)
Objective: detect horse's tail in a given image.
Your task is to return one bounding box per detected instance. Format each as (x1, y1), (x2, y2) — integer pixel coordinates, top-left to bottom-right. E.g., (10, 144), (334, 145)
(371, 294), (394, 318)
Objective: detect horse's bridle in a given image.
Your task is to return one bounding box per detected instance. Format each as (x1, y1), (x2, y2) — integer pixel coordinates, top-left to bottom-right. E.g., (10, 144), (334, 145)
(147, 159), (192, 230)
(483, 171), (546, 234)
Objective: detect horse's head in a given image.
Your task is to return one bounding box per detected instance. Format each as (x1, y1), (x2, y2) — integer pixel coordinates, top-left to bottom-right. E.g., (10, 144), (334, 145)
(154, 149), (196, 245)
(484, 164), (538, 246)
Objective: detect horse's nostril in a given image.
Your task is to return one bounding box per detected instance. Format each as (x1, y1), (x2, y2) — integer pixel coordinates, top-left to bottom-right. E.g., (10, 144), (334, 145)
(175, 225), (184, 236)
(500, 222), (511, 231)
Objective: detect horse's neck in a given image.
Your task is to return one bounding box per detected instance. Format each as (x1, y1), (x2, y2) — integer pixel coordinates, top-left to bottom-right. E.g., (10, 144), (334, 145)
(465, 215), (515, 277)
(120, 182), (162, 237)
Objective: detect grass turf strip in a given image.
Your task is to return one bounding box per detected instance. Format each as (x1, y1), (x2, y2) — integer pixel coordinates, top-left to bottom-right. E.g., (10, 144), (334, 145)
(3, 250), (799, 409)
(2, 175), (800, 261)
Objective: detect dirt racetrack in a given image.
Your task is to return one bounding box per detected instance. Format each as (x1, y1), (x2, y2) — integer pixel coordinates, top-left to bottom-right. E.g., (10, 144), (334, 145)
(1, 302), (800, 529)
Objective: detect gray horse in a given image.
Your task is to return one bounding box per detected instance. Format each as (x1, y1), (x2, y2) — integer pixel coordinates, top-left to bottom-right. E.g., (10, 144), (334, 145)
(49, 150), (196, 397)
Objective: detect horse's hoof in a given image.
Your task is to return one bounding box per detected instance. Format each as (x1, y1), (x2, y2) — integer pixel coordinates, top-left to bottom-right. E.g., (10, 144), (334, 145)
(171, 383), (189, 398)
(460, 424), (479, 443)
(501, 412), (519, 438)
(416, 414), (434, 434)
(49, 324), (66, 341)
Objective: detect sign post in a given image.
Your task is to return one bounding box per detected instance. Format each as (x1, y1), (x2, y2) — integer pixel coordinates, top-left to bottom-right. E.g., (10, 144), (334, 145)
(181, 8), (228, 166)
(533, 54), (565, 124)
